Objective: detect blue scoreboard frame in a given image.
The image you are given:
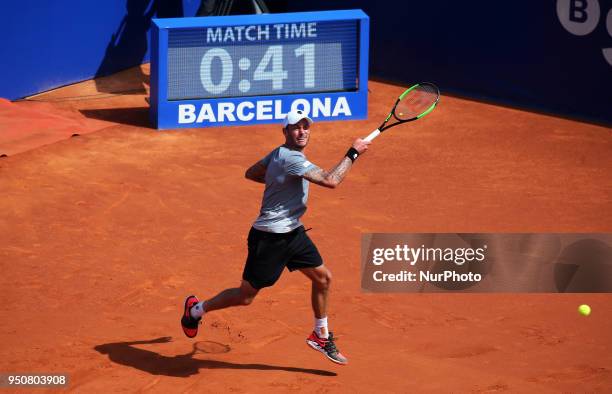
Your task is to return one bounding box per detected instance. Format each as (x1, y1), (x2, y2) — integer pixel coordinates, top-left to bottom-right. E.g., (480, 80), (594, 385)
(150, 10), (369, 129)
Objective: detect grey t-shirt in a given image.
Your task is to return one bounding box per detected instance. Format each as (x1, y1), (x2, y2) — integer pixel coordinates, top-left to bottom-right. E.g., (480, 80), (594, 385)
(252, 146), (317, 233)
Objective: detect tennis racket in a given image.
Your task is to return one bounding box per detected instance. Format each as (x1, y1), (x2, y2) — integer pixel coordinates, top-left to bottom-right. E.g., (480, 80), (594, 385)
(364, 82), (440, 142)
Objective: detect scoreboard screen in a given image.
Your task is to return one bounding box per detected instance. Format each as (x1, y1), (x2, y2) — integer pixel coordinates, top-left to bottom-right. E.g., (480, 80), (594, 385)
(151, 10), (369, 129)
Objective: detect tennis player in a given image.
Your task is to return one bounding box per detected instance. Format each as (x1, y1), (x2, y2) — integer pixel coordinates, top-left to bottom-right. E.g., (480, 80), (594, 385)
(181, 109), (370, 365)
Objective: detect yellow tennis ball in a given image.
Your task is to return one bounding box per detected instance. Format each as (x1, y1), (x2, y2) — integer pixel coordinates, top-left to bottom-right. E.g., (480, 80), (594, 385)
(578, 304), (591, 316)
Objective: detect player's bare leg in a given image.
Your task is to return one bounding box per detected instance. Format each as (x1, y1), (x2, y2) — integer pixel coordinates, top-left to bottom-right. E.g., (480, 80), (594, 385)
(181, 280), (258, 338)
(301, 265), (348, 365)
(203, 280), (259, 312)
(300, 265), (332, 323)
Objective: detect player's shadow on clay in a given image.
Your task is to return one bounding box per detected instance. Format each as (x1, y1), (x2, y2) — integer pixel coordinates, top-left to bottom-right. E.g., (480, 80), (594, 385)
(94, 337), (336, 377)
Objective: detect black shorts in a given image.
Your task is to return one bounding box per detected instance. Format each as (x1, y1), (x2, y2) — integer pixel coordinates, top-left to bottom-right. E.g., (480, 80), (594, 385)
(242, 226), (323, 289)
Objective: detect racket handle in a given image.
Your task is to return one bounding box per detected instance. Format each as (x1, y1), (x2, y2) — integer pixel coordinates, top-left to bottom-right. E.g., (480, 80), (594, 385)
(364, 129), (380, 142)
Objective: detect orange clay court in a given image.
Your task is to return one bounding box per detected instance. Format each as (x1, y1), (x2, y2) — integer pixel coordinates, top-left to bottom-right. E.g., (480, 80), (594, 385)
(0, 64), (611, 392)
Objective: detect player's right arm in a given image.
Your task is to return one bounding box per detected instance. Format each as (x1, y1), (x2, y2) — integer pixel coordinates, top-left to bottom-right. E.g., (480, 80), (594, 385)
(245, 161), (267, 184)
(245, 149), (275, 184)
(303, 138), (369, 189)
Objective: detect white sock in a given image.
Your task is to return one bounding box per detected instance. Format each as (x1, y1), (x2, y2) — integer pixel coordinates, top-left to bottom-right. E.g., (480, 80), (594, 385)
(190, 301), (205, 319)
(314, 316), (328, 339)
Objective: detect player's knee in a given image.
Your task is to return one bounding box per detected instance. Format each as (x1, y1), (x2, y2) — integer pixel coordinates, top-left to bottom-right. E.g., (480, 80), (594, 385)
(314, 270), (332, 290)
(325, 271), (332, 288)
(238, 289), (258, 306)
(238, 280), (259, 306)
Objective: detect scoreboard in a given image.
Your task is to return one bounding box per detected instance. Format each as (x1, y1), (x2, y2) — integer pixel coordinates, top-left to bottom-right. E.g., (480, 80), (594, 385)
(150, 10), (369, 129)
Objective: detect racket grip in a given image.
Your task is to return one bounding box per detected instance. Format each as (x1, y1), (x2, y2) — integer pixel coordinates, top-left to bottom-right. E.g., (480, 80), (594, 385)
(364, 129), (380, 142)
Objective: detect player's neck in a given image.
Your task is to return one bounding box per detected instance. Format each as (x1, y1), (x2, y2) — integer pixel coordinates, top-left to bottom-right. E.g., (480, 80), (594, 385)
(282, 143), (304, 152)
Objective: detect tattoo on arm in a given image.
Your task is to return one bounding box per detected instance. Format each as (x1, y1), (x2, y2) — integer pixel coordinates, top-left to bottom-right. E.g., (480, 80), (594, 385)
(304, 157), (353, 188)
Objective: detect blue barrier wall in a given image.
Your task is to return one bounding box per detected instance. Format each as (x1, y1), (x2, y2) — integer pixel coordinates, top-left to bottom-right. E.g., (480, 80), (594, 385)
(2, 1), (610, 124)
(0, 0), (282, 100)
(284, 1), (612, 125)
(0, 0), (200, 100)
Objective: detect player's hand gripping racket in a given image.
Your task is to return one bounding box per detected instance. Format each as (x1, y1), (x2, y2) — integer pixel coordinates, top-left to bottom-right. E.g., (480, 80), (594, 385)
(364, 83), (440, 142)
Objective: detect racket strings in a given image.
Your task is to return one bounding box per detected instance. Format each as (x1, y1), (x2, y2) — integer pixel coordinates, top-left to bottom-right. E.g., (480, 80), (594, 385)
(395, 84), (438, 120)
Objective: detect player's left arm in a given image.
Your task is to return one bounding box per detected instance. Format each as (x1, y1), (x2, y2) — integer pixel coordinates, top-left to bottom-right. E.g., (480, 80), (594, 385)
(302, 138), (369, 189)
(303, 159), (353, 189)
(245, 161), (267, 184)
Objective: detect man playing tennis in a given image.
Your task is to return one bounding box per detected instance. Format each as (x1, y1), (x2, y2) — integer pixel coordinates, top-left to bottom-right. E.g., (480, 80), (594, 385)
(181, 109), (370, 365)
